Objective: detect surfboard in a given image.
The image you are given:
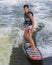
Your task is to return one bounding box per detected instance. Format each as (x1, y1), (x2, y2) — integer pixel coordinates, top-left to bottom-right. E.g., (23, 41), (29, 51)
(22, 42), (42, 61)
(22, 31), (42, 61)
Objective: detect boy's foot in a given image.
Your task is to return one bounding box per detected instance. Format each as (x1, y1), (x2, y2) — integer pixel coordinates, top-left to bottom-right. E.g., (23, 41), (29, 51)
(31, 47), (37, 53)
(26, 43), (33, 47)
(26, 43), (37, 53)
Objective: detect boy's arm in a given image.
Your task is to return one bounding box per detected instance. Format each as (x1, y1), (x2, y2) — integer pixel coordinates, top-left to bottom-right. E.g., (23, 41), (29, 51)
(29, 13), (34, 32)
(21, 22), (26, 30)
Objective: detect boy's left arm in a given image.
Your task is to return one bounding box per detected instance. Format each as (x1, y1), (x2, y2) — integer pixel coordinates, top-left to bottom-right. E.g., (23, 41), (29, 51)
(29, 13), (34, 33)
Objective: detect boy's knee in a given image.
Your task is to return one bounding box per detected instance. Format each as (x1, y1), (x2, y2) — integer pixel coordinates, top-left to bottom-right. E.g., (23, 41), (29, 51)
(28, 36), (31, 40)
(24, 34), (28, 40)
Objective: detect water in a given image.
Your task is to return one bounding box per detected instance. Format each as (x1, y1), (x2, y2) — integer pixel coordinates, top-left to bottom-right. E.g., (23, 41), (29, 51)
(0, 0), (52, 65)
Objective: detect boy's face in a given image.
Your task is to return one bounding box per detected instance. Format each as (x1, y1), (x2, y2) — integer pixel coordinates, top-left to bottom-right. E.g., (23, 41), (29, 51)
(24, 7), (29, 13)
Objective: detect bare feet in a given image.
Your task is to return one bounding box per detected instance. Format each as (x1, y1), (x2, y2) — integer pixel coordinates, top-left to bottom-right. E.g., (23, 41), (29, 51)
(26, 43), (37, 53)
(31, 47), (37, 53)
(26, 43), (33, 47)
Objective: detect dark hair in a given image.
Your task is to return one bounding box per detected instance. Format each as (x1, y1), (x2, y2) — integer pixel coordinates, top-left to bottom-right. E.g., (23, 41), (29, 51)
(23, 4), (29, 9)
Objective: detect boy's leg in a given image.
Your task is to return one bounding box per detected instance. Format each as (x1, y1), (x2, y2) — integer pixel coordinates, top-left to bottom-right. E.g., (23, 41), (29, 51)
(24, 30), (29, 40)
(24, 30), (32, 46)
(28, 30), (37, 52)
(24, 29), (36, 52)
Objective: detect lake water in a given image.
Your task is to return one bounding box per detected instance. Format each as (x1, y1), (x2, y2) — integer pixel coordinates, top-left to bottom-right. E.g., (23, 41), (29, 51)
(0, 0), (52, 65)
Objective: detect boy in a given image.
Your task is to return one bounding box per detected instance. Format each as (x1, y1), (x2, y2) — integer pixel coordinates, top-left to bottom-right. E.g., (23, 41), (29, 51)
(21, 4), (36, 52)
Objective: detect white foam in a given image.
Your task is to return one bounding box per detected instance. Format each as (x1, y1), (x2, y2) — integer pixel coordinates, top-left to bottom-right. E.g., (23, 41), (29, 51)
(1, 0), (31, 5)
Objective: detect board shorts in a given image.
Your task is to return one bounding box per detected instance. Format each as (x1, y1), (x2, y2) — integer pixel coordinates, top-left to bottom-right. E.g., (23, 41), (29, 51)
(25, 25), (32, 33)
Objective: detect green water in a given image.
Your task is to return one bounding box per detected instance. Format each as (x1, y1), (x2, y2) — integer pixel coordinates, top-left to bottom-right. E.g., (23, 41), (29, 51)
(0, 28), (13, 65)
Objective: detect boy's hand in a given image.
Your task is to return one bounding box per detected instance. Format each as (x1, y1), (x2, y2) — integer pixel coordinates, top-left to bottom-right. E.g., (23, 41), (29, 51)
(31, 27), (34, 33)
(21, 26), (25, 30)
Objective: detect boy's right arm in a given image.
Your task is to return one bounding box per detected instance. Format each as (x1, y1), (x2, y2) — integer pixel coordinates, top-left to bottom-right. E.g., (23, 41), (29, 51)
(21, 22), (26, 30)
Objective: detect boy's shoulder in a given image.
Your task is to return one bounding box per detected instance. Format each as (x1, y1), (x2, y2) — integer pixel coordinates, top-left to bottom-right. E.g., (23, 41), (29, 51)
(28, 11), (33, 16)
